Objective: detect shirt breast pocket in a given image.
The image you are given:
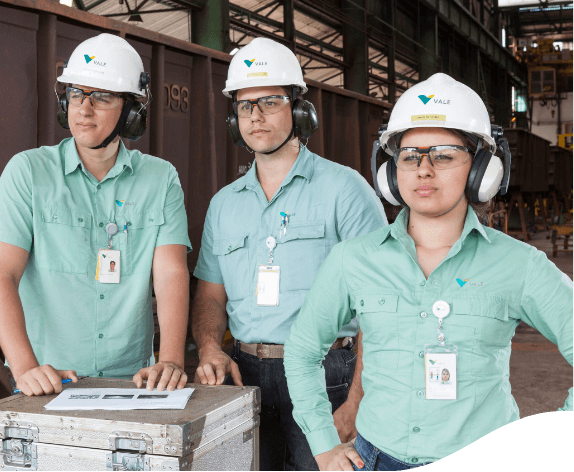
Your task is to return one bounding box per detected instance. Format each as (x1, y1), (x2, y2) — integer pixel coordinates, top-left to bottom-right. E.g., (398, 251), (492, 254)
(353, 290), (400, 372)
(122, 210), (165, 276)
(450, 296), (510, 376)
(276, 220), (326, 291)
(38, 206), (92, 274)
(213, 234), (250, 301)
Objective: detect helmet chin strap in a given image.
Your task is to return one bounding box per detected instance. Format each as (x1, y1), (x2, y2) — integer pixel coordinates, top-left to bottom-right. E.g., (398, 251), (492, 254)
(435, 192), (466, 217)
(90, 101), (133, 150)
(261, 127), (295, 155)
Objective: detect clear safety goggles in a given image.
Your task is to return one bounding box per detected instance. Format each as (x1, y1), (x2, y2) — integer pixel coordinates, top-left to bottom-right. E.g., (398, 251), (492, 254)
(394, 145), (472, 171)
(67, 87), (124, 110)
(233, 95), (290, 118)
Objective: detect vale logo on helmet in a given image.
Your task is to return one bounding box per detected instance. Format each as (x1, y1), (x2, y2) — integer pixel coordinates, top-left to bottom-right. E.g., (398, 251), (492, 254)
(244, 58), (267, 67)
(418, 94), (450, 105)
(84, 54), (106, 67)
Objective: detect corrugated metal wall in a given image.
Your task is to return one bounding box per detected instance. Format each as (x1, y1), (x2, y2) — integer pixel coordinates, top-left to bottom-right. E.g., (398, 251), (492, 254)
(0, 0), (391, 270)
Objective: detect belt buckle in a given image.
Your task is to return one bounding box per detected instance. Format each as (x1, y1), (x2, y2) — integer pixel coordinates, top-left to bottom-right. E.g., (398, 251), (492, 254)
(343, 336), (355, 350)
(256, 343), (265, 359)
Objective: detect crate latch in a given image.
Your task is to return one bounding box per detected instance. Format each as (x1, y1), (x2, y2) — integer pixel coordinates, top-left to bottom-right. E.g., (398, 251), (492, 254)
(108, 432), (153, 454)
(0, 438), (38, 470)
(106, 451), (150, 471)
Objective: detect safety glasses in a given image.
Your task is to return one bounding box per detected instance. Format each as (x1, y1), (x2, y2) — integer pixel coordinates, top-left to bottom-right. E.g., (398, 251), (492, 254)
(66, 87), (124, 110)
(233, 95), (290, 118)
(393, 145), (472, 171)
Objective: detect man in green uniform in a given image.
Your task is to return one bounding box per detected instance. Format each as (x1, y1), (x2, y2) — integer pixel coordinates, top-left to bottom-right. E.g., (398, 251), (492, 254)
(191, 37), (388, 470)
(0, 34), (191, 396)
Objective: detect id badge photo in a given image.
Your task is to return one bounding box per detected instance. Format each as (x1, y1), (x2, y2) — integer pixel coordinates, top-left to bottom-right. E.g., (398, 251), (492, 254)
(256, 265), (280, 306)
(425, 343), (458, 400)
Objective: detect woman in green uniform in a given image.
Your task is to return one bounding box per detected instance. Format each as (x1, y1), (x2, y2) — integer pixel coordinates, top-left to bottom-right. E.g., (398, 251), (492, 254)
(283, 73), (573, 471)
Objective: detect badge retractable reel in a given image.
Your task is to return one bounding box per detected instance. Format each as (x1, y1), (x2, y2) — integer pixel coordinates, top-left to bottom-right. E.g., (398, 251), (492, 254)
(96, 222), (121, 284)
(424, 300), (458, 400)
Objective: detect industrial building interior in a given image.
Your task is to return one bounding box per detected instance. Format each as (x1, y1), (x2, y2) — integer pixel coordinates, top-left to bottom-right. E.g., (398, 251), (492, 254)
(0, 0), (572, 440)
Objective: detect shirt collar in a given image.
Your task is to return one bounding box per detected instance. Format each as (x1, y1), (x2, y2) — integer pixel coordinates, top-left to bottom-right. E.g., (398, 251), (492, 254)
(64, 138), (134, 177)
(380, 205), (491, 245)
(232, 144), (315, 192)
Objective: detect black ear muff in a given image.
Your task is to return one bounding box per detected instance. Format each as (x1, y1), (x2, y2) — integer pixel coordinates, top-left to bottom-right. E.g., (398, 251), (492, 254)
(56, 91), (70, 129)
(465, 148), (492, 203)
(121, 102), (147, 141)
(385, 158), (406, 205)
(226, 110), (247, 147)
(292, 99), (319, 139)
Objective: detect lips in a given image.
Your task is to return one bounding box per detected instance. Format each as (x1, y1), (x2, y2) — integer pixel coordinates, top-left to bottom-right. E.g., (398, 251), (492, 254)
(76, 122), (96, 128)
(249, 128), (270, 135)
(415, 185), (437, 196)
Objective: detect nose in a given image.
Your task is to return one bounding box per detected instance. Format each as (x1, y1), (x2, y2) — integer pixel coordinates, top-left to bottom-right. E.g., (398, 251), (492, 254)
(78, 95), (94, 115)
(250, 103), (264, 122)
(416, 153), (434, 177)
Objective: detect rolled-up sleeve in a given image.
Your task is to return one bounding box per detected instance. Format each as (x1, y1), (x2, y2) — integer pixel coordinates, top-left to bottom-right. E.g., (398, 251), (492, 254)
(155, 165), (192, 251)
(193, 200), (224, 284)
(0, 153), (33, 251)
(284, 241), (354, 456)
(519, 246), (573, 411)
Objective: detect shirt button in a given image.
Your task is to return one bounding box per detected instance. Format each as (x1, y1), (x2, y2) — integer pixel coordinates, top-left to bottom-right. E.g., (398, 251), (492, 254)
(417, 390), (425, 398)
(78, 218), (83, 223)
(419, 351), (424, 358)
(420, 312), (427, 318)
(378, 298), (385, 305)
(53, 214), (58, 219)
(98, 372), (103, 377)
(99, 334), (104, 339)
(413, 427), (420, 433)
(412, 458), (419, 463)
(99, 222), (104, 227)
(360, 300), (364, 306)
(149, 218), (154, 222)
(96, 184), (101, 190)
(228, 245), (232, 251)
(420, 280), (426, 286)
(100, 294), (105, 299)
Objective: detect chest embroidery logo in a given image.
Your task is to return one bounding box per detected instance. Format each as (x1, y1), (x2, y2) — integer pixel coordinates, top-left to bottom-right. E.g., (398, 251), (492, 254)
(116, 200), (124, 207)
(456, 278), (469, 287)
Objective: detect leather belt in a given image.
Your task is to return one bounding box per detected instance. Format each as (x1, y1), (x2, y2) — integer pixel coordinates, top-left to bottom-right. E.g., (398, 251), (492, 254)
(235, 336), (356, 359)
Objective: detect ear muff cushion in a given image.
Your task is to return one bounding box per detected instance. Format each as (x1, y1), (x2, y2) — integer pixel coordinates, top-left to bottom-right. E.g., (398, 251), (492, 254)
(377, 159), (404, 206)
(56, 92), (70, 129)
(292, 99), (319, 139)
(226, 110), (246, 147)
(465, 148), (492, 203)
(121, 104), (147, 141)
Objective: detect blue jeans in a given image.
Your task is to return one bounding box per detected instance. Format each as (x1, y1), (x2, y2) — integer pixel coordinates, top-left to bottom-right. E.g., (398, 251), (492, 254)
(353, 432), (430, 471)
(228, 343), (356, 471)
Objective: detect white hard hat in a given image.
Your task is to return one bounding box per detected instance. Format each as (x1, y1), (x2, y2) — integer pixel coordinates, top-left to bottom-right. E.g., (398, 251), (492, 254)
(57, 33), (146, 97)
(222, 37), (307, 97)
(380, 73), (496, 153)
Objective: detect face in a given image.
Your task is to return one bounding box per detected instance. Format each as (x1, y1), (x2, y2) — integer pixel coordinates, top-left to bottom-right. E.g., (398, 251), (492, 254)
(397, 128), (472, 217)
(442, 369), (450, 381)
(110, 262), (115, 271)
(67, 85), (124, 149)
(236, 86), (293, 153)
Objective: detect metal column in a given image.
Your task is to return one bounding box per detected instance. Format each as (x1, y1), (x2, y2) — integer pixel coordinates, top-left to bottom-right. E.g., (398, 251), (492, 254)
(150, 44), (164, 158)
(192, 0), (229, 52)
(343, 0), (368, 95)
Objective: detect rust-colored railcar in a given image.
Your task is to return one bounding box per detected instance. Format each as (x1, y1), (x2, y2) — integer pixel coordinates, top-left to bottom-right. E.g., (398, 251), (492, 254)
(0, 0), (391, 270)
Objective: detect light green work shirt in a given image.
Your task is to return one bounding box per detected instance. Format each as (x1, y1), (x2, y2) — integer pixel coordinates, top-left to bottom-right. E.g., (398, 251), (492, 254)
(0, 138), (191, 378)
(284, 207), (573, 463)
(193, 145), (387, 344)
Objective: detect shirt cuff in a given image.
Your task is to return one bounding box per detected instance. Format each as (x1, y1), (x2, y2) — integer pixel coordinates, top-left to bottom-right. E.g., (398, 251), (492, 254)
(306, 425), (342, 457)
(0, 233), (32, 252)
(155, 238), (192, 253)
(193, 267), (224, 285)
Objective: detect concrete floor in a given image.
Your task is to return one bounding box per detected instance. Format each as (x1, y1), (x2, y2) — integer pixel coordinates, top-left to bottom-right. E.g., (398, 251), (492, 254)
(509, 229), (573, 417)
